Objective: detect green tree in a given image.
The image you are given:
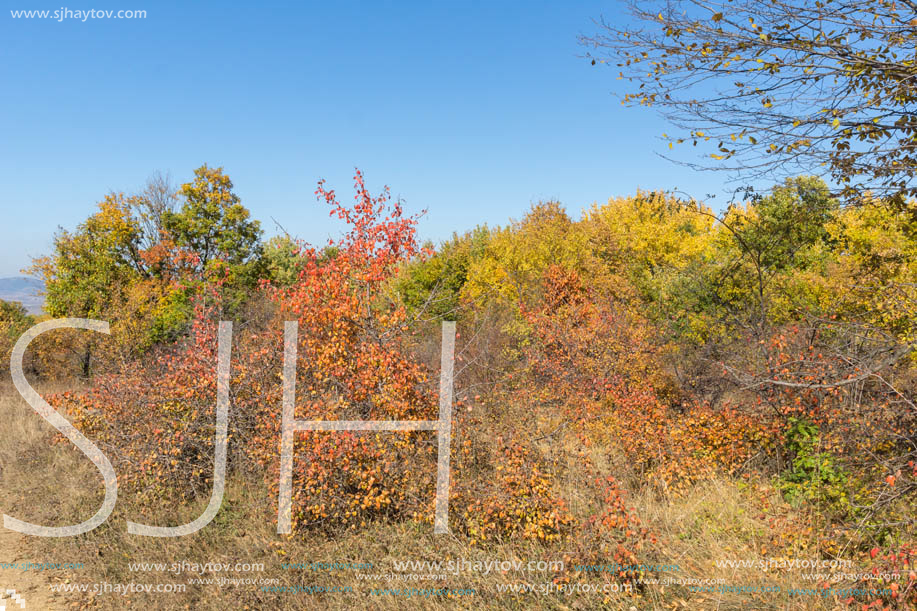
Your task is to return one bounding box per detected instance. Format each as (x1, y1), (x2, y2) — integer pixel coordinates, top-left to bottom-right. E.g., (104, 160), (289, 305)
(0, 299), (35, 345)
(397, 227), (491, 320)
(262, 234), (303, 286)
(661, 177), (838, 341)
(32, 193), (143, 320)
(163, 165), (263, 272)
(29, 193), (165, 375)
(0, 300), (37, 379)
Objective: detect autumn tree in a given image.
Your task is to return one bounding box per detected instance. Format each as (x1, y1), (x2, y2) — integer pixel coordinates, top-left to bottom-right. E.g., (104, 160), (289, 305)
(826, 198), (917, 344)
(29, 166), (264, 374)
(29, 193), (151, 375)
(582, 0), (917, 204)
(584, 190), (714, 326)
(463, 201), (594, 306)
(252, 169), (440, 532)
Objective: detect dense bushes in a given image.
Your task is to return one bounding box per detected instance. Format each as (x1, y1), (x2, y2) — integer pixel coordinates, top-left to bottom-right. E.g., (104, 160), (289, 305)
(24, 168), (917, 608)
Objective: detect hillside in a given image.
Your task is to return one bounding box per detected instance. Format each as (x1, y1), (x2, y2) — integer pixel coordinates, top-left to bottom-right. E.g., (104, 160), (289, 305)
(0, 277), (44, 314)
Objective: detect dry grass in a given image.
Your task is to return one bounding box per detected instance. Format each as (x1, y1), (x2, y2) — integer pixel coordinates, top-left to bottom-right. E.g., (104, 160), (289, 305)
(0, 383), (878, 610)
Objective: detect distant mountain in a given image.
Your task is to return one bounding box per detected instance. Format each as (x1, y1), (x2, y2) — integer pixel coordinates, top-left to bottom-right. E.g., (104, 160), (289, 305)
(0, 277), (45, 315)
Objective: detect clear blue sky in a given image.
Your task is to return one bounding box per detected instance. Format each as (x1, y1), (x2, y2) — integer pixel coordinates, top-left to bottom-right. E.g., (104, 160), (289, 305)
(0, 0), (728, 277)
